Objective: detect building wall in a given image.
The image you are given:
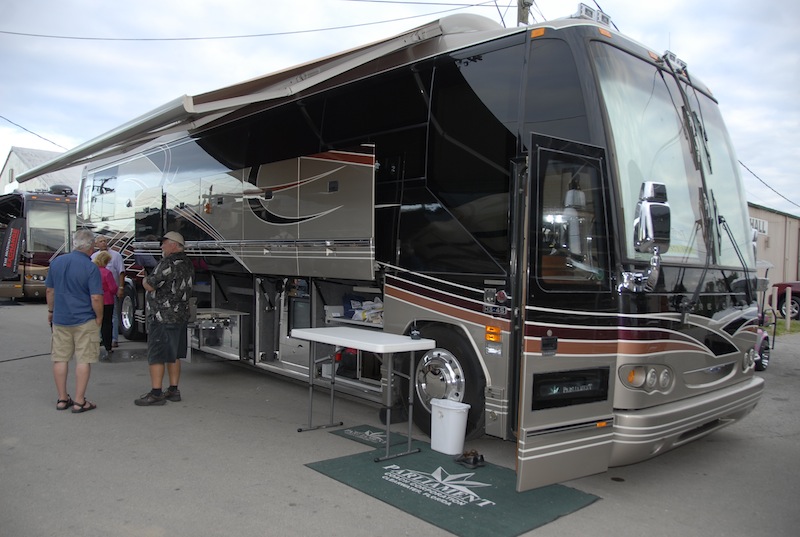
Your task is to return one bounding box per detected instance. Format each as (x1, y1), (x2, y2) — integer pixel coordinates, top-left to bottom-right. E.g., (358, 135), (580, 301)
(749, 203), (800, 284)
(1, 152), (26, 193)
(1, 147), (80, 195)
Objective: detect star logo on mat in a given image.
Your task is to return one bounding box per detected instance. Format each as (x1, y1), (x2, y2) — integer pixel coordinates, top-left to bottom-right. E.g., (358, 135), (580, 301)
(361, 429), (388, 442)
(344, 428), (389, 444)
(382, 463), (496, 507)
(429, 467), (492, 500)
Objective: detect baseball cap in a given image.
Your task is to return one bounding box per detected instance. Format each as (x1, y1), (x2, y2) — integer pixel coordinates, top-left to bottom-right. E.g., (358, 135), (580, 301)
(160, 231), (185, 246)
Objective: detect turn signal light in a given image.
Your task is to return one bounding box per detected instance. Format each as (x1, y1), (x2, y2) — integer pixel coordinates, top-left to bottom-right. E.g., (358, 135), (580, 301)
(485, 326), (501, 342)
(485, 326), (503, 355)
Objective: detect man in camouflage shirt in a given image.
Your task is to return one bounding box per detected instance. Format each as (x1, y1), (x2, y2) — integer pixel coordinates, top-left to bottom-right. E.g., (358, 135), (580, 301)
(135, 231), (194, 406)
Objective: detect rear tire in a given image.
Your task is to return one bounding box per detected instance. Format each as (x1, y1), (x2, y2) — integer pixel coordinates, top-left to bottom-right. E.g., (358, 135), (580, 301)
(119, 284), (145, 341)
(406, 326), (486, 440)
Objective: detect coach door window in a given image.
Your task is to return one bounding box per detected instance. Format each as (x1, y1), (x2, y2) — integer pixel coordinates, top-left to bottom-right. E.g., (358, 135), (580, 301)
(534, 138), (609, 290)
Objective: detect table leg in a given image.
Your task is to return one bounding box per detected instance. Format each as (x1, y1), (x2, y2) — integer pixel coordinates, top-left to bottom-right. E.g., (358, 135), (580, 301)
(374, 351), (420, 462)
(298, 341), (343, 432)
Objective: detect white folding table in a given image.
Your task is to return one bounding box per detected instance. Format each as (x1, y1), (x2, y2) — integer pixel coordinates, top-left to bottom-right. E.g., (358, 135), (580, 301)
(290, 326), (436, 461)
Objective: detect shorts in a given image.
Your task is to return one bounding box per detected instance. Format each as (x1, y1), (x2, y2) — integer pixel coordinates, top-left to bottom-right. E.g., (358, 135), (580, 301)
(146, 321), (188, 365)
(51, 319), (100, 364)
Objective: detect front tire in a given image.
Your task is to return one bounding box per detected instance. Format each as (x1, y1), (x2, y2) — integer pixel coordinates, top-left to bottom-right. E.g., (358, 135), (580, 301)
(779, 295), (800, 320)
(755, 337), (770, 371)
(407, 326), (486, 440)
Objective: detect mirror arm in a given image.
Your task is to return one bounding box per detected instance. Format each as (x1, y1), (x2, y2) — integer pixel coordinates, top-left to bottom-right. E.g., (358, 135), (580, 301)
(620, 246), (661, 293)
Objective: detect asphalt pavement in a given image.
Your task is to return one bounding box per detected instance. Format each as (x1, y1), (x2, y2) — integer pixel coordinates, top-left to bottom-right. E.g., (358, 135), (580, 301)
(1, 298), (798, 537)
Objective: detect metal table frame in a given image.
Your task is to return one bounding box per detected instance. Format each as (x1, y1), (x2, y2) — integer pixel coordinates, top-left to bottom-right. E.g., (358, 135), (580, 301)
(290, 326), (435, 461)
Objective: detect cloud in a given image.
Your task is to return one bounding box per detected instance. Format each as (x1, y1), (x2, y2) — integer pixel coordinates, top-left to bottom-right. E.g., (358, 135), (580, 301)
(1, 0), (798, 215)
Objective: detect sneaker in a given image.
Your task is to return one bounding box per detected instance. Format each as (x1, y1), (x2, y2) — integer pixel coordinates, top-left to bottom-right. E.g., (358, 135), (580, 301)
(165, 388), (181, 402)
(134, 392), (167, 406)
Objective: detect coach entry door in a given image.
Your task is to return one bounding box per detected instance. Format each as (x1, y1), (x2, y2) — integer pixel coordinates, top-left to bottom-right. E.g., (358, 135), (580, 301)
(515, 134), (615, 492)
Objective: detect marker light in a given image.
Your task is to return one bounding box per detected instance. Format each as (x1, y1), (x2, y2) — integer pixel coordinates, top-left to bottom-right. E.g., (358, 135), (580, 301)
(485, 326), (503, 355)
(663, 50), (688, 73)
(485, 326), (501, 342)
(573, 3), (613, 26)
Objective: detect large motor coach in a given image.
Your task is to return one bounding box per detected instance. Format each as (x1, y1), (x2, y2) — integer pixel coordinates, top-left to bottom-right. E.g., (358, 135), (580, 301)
(19, 5), (763, 490)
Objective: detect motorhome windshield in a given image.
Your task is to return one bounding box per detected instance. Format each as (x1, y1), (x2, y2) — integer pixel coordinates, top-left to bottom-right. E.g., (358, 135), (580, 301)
(27, 200), (74, 254)
(592, 42), (753, 270)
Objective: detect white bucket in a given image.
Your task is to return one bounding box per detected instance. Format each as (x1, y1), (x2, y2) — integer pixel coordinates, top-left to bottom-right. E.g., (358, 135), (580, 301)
(430, 398), (471, 455)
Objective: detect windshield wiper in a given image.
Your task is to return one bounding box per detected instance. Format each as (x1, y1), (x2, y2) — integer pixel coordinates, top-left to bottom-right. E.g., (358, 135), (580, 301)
(713, 190), (755, 305)
(691, 109), (712, 174)
(661, 53), (717, 323)
(683, 67), (713, 175)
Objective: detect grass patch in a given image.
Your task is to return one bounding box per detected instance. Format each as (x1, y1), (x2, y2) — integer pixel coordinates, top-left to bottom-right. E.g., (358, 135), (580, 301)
(773, 319), (800, 337)
(762, 308), (800, 337)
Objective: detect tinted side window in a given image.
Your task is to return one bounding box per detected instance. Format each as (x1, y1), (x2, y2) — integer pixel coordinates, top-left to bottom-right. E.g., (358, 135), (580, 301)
(398, 186), (505, 275)
(524, 38), (589, 144)
(87, 167), (119, 223)
(322, 69), (429, 144)
(423, 42), (525, 268)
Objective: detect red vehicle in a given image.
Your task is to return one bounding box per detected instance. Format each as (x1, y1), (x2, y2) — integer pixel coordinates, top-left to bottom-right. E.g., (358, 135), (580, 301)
(0, 187), (77, 298)
(770, 282), (800, 320)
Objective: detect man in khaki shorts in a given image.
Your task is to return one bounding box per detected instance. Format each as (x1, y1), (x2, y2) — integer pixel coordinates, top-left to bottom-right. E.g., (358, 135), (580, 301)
(46, 229), (104, 413)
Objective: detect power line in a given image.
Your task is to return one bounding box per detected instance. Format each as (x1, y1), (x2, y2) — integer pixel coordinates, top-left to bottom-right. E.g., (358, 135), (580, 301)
(740, 160), (800, 210)
(343, 0), (494, 5)
(0, 115), (68, 150)
(0, 1), (500, 42)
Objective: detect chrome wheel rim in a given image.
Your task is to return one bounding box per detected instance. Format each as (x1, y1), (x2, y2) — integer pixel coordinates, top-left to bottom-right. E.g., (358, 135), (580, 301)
(415, 348), (466, 412)
(121, 295), (135, 333)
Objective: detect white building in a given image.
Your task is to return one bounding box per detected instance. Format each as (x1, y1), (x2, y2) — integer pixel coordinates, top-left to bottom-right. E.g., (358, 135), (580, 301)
(1, 147), (81, 194)
(749, 203), (800, 284)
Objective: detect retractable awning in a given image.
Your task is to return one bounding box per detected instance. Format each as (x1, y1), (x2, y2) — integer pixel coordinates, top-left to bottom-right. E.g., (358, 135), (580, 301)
(17, 14), (502, 183)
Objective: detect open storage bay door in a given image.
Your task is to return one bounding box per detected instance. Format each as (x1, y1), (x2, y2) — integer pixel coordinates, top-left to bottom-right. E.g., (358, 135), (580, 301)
(247, 145), (376, 280)
(515, 134), (616, 492)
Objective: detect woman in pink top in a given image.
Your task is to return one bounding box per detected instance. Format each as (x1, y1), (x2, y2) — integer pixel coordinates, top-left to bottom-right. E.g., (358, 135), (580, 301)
(93, 251), (119, 353)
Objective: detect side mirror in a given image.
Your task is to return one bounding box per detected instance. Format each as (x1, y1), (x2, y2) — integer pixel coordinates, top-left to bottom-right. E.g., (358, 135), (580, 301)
(633, 182), (670, 254)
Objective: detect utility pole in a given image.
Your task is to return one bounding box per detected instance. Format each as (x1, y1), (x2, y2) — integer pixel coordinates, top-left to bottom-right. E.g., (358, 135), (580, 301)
(517, 0), (532, 26)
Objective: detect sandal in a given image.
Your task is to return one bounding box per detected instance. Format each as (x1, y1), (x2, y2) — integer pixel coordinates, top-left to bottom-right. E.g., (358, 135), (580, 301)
(56, 396), (74, 411)
(71, 399), (97, 414)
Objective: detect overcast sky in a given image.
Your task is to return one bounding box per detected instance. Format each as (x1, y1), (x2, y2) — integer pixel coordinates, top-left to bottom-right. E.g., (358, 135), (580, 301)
(1, 0), (798, 214)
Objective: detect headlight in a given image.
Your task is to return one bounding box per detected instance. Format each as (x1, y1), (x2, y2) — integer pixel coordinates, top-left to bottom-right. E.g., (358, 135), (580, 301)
(659, 369), (672, 389)
(645, 368), (658, 389)
(621, 364), (673, 392)
(743, 348), (756, 371)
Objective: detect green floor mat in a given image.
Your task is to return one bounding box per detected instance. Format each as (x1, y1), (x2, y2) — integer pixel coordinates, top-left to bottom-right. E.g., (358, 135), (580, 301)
(307, 440), (598, 537)
(330, 424), (408, 448)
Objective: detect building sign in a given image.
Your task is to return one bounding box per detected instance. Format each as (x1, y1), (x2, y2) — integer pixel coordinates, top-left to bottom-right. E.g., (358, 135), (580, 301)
(750, 217), (768, 235)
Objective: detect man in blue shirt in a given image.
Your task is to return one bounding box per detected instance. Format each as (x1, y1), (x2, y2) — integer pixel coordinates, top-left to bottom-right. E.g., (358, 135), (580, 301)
(45, 228), (104, 413)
